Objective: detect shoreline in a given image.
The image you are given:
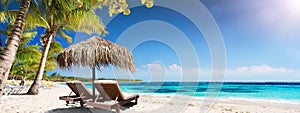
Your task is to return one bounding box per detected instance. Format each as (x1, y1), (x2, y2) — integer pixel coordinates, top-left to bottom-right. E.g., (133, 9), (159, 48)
(56, 82), (300, 105)
(138, 93), (300, 105)
(1, 85), (300, 113)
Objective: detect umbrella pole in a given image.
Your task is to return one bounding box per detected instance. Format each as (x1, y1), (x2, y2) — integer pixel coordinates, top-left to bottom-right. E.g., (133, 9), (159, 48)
(92, 67), (96, 98)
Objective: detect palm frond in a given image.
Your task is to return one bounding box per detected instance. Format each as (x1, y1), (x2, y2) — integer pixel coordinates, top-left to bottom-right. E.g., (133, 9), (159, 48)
(54, 0), (78, 12)
(43, 42), (63, 71)
(0, 10), (49, 29)
(16, 46), (41, 62)
(13, 42), (42, 76)
(0, 29), (6, 35)
(29, 0), (44, 14)
(59, 29), (72, 43)
(20, 31), (37, 46)
(0, 11), (7, 22)
(0, 10), (18, 23)
(60, 8), (85, 30)
(62, 9), (107, 35)
(79, 10), (107, 35)
(45, 60), (57, 70)
(48, 42), (63, 57)
(25, 13), (49, 29)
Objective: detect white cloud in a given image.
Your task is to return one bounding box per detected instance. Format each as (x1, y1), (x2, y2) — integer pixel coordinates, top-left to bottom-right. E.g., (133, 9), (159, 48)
(192, 67), (202, 73)
(168, 64), (182, 71)
(142, 63), (164, 71)
(230, 65), (293, 74)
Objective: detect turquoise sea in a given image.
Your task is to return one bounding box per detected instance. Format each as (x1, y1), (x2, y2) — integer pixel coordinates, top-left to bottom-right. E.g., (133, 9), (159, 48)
(82, 82), (300, 103)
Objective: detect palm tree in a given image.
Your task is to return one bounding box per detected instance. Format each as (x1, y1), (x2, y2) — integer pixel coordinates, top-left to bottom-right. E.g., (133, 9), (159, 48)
(0, 0), (31, 96)
(10, 31), (41, 80)
(0, 0), (53, 96)
(26, 0), (107, 95)
(1, 26), (62, 86)
(0, 0), (154, 95)
(28, 0), (155, 94)
(0, 22), (41, 82)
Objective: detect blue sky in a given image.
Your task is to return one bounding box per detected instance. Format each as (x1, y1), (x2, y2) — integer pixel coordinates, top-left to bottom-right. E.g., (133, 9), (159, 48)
(1, 0), (300, 81)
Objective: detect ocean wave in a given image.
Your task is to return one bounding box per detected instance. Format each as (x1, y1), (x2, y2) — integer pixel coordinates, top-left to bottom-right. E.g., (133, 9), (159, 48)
(225, 97), (300, 105)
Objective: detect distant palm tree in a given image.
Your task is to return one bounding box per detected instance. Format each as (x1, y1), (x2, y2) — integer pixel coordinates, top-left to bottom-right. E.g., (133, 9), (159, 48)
(46, 42), (63, 69)
(10, 32), (41, 80)
(0, 23), (41, 81)
(1, 30), (63, 84)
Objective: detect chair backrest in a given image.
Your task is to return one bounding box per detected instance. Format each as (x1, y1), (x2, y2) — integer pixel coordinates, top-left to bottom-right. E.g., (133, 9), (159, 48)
(66, 81), (93, 98)
(94, 80), (126, 101)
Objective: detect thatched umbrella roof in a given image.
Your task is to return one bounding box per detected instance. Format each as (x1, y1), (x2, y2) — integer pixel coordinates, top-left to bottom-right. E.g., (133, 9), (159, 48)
(57, 36), (135, 72)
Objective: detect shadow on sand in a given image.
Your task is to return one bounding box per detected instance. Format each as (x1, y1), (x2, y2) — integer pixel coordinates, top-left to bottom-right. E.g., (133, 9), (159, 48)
(46, 102), (137, 113)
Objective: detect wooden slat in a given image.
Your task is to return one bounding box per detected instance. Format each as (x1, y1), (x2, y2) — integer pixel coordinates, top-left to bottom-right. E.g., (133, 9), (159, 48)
(94, 80), (139, 106)
(59, 96), (82, 101)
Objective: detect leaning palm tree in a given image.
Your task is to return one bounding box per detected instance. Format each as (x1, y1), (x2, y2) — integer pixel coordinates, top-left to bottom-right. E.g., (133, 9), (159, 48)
(29, 0), (155, 94)
(0, 0), (31, 96)
(26, 0), (108, 95)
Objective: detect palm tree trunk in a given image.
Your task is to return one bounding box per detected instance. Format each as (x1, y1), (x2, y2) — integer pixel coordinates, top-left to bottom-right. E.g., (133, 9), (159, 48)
(27, 32), (54, 95)
(20, 69), (26, 86)
(0, 0), (30, 97)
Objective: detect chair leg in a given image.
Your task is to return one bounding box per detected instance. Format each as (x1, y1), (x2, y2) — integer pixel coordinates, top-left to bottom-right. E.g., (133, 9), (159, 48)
(115, 104), (120, 113)
(80, 100), (84, 107)
(135, 97), (138, 104)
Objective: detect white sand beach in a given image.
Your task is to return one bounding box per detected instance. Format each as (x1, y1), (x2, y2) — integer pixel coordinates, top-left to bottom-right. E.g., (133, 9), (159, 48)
(0, 85), (300, 113)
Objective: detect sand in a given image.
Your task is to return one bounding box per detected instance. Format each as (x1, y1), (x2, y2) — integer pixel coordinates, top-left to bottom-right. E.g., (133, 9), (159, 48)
(0, 84), (300, 113)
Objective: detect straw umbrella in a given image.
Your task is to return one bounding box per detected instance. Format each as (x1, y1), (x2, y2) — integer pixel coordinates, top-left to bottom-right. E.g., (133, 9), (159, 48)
(57, 36), (135, 96)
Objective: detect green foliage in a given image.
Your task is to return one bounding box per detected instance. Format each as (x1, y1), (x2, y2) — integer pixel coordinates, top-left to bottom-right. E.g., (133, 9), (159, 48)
(59, 30), (72, 43)
(43, 71), (143, 82)
(10, 31), (42, 80)
(0, 0), (155, 81)
(30, 0), (107, 36)
(0, 0), (156, 40)
(6, 34), (63, 80)
(62, 9), (106, 35)
(44, 42), (63, 71)
(0, 10), (49, 30)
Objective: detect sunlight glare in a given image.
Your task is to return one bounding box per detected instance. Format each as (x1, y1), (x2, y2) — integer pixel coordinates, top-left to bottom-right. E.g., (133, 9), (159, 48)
(282, 0), (300, 16)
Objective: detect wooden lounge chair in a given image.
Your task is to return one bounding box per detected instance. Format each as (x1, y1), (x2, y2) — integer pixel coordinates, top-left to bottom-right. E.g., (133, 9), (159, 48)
(59, 81), (97, 107)
(87, 80), (139, 113)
